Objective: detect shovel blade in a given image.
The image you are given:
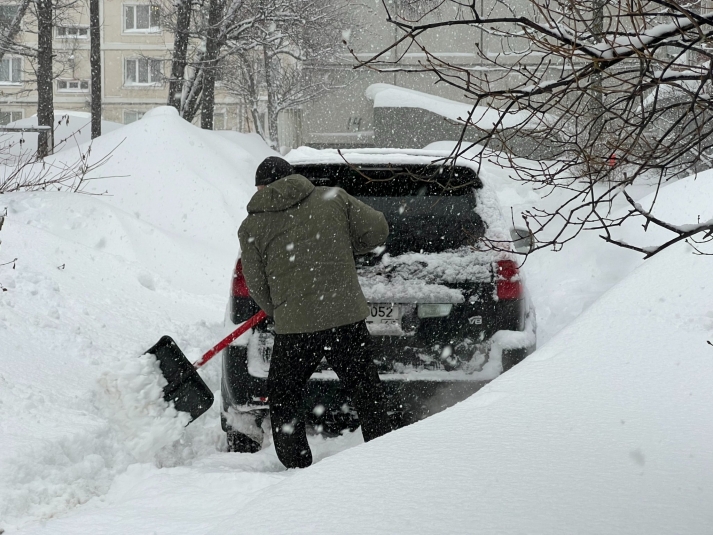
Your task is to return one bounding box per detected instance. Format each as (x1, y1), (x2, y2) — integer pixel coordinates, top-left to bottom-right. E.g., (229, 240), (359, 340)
(146, 335), (214, 423)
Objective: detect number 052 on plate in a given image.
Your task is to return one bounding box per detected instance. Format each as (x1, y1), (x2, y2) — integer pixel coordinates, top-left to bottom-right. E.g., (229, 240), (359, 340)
(366, 303), (402, 326)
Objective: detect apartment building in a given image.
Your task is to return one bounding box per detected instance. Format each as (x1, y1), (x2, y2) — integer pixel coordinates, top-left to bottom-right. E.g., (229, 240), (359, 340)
(0, 0), (243, 129)
(0, 0), (534, 150)
(4, 1), (704, 152)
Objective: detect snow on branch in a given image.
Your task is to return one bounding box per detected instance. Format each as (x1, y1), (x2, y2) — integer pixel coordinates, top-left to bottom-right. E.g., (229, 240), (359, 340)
(352, 0), (713, 258)
(600, 191), (713, 258)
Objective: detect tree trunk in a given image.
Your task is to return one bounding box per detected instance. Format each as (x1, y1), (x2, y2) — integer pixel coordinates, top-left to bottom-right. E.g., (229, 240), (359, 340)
(181, 65), (204, 122)
(588, 0), (606, 166)
(89, 0), (101, 139)
(36, 0), (54, 158)
(237, 52), (264, 137)
(250, 106), (265, 139)
(263, 47), (278, 147)
(200, 0), (223, 129)
(168, 0), (192, 111)
(0, 0), (31, 63)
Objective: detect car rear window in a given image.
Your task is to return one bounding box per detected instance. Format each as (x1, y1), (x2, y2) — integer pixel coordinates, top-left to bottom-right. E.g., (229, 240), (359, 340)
(293, 164), (481, 197)
(294, 163), (484, 255)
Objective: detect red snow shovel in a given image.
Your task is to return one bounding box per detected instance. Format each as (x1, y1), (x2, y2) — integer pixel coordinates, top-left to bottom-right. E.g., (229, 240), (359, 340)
(145, 310), (267, 424)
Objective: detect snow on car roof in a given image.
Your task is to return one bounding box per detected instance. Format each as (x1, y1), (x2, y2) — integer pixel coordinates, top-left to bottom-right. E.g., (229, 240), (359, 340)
(365, 83), (553, 131)
(287, 146), (483, 172)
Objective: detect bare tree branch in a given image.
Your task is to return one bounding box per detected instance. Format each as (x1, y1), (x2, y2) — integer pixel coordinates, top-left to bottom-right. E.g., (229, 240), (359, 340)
(348, 0), (713, 258)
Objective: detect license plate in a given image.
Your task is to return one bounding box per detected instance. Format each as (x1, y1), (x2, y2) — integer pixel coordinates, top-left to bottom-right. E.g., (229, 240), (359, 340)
(367, 304), (401, 326)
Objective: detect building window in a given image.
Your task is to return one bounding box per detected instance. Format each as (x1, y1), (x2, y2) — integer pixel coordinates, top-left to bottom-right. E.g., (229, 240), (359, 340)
(124, 5), (160, 32)
(123, 110), (145, 124)
(0, 4), (19, 31)
(0, 56), (21, 84)
(213, 112), (226, 130)
(0, 109), (23, 125)
(56, 26), (89, 38)
(57, 79), (89, 92)
(124, 57), (162, 85)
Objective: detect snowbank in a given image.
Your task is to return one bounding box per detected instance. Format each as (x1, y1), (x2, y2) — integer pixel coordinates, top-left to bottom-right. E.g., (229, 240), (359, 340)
(4, 106), (275, 295)
(609, 169), (713, 248)
(3, 105), (711, 534)
(213, 240), (713, 535)
(0, 107), (277, 529)
(97, 353), (192, 462)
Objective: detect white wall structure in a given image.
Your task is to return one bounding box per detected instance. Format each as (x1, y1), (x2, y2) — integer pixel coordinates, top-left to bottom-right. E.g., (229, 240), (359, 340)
(0, 0), (243, 129)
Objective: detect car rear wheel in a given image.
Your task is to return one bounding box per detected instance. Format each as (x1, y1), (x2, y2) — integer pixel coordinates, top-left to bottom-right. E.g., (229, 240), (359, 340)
(226, 430), (262, 453)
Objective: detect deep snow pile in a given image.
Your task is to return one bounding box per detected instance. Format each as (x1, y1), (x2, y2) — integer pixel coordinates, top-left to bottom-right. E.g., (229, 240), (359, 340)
(3, 112), (711, 534)
(97, 353), (192, 462)
(0, 107), (277, 529)
(212, 239), (713, 535)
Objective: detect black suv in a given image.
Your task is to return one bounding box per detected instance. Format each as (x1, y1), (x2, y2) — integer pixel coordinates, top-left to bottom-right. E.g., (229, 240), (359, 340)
(221, 150), (536, 452)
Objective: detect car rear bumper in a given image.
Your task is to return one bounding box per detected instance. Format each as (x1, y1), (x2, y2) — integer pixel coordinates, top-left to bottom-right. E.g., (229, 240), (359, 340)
(221, 353), (489, 432)
(222, 297), (535, 433)
(221, 342), (533, 431)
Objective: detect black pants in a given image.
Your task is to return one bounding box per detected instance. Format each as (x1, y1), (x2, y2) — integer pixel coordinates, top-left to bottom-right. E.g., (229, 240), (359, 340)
(267, 320), (391, 469)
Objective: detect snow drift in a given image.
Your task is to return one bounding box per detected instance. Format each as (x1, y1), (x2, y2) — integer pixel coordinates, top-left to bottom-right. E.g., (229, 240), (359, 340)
(0, 107), (276, 529)
(214, 239), (713, 535)
(97, 353), (192, 462)
(3, 104), (712, 534)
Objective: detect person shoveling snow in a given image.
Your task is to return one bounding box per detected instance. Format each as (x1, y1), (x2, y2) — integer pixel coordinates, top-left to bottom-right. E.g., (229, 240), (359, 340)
(105, 157), (392, 471)
(237, 157), (393, 469)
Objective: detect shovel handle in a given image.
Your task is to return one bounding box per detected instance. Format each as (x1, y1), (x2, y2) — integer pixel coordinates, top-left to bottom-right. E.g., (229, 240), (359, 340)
(193, 310), (268, 369)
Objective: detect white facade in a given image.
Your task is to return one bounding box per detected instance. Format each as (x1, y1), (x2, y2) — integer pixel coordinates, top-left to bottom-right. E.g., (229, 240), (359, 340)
(0, 0), (244, 129)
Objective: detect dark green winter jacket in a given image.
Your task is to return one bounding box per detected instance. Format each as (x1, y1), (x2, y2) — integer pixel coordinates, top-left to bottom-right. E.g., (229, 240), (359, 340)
(238, 174), (389, 334)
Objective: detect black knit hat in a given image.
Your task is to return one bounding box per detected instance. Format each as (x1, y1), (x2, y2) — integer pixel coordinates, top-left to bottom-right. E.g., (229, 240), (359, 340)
(255, 157), (294, 186)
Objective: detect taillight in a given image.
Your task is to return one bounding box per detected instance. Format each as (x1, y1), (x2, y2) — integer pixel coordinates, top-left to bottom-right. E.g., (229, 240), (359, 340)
(496, 260), (523, 300)
(232, 259), (251, 298)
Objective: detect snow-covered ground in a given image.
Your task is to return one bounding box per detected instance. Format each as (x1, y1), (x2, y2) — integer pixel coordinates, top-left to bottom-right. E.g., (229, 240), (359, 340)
(1, 108), (711, 533)
(0, 107), (278, 530)
(208, 238), (713, 535)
